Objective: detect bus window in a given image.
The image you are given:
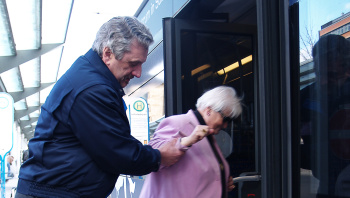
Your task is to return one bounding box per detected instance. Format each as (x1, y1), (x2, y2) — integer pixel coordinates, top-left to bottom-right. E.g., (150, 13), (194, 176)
(299, 1), (350, 197)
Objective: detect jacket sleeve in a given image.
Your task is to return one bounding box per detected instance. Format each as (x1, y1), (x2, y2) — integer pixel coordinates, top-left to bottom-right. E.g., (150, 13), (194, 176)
(149, 118), (180, 148)
(68, 84), (160, 175)
(149, 115), (195, 149)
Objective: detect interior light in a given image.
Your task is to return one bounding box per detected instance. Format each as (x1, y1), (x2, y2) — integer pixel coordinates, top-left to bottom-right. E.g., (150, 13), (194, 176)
(217, 55), (252, 75)
(197, 71), (213, 81)
(191, 64), (210, 76)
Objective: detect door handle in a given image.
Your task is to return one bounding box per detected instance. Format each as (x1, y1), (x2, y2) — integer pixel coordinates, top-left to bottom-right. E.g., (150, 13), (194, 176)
(232, 175), (261, 184)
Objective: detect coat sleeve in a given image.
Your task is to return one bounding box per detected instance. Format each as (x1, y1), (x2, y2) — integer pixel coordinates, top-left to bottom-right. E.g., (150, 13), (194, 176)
(68, 85), (160, 175)
(149, 117), (185, 148)
(149, 114), (197, 151)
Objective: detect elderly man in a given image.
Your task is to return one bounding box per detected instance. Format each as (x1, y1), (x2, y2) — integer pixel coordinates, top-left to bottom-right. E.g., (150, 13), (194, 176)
(16, 17), (184, 198)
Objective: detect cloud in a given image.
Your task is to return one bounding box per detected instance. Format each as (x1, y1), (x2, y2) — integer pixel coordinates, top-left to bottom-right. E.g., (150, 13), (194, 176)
(346, 3), (350, 11)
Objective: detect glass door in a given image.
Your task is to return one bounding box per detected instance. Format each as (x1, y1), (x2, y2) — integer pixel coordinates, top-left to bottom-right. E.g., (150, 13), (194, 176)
(163, 18), (259, 198)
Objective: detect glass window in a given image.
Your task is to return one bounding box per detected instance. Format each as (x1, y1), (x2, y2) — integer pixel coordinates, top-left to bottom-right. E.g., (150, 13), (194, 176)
(179, 30), (256, 198)
(299, 1), (350, 197)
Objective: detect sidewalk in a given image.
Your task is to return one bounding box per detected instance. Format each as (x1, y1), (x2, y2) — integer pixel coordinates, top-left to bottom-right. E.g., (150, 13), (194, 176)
(1, 174), (18, 198)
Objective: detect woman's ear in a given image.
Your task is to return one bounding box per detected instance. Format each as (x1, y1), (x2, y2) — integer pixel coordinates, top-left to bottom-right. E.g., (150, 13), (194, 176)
(206, 107), (211, 116)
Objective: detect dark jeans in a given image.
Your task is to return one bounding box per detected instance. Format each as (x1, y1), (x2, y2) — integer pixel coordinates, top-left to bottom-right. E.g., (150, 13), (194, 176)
(15, 192), (38, 198)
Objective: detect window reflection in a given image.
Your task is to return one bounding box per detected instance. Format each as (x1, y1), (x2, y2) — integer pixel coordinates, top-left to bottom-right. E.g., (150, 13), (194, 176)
(299, 7), (350, 197)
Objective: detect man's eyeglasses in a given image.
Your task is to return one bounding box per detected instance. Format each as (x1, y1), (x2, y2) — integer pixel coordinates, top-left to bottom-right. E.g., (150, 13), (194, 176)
(217, 110), (234, 123)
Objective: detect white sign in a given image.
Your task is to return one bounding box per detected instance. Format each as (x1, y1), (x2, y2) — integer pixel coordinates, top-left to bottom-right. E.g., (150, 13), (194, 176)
(0, 92), (14, 156)
(129, 98), (149, 145)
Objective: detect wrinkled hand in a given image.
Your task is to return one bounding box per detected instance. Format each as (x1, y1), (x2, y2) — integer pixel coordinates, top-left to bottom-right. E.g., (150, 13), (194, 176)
(227, 176), (235, 192)
(158, 138), (185, 167)
(180, 125), (214, 147)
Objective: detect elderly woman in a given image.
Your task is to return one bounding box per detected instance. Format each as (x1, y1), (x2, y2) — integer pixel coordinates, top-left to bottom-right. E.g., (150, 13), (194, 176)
(140, 85), (242, 198)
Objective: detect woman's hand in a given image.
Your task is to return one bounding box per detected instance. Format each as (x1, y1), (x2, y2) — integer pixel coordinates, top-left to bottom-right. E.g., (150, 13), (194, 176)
(180, 125), (214, 147)
(227, 176), (235, 192)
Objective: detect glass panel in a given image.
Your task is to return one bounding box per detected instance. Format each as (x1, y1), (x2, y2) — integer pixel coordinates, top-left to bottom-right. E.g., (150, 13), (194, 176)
(0, 67), (23, 92)
(41, 46), (63, 83)
(40, 85), (54, 104)
(299, 1), (350, 197)
(180, 31), (255, 198)
(6, 0), (41, 50)
(14, 99), (27, 111)
(20, 58), (40, 88)
(42, 0), (73, 44)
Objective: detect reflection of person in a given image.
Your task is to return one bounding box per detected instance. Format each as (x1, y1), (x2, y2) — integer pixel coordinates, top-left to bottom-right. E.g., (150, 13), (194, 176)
(300, 35), (350, 198)
(7, 155), (14, 177)
(15, 16), (183, 198)
(140, 86), (242, 198)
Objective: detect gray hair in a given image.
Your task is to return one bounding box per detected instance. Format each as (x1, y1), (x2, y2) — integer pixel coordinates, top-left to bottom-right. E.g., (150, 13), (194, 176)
(92, 16), (154, 60)
(196, 86), (242, 118)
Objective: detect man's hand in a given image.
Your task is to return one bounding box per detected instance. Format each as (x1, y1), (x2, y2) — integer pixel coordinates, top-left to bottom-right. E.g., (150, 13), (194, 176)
(157, 138), (184, 167)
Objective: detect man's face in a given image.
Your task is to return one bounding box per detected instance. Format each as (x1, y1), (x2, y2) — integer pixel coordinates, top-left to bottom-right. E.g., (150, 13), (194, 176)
(102, 40), (148, 88)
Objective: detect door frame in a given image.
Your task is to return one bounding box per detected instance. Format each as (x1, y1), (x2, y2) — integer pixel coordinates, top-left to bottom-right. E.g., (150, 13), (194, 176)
(162, 0), (297, 196)
(256, 0), (296, 198)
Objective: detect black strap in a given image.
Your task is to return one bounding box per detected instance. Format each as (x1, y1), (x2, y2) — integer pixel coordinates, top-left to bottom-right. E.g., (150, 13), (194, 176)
(194, 110), (206, 125)
(194, 110), (226, 198)
(208, 135), (226, 198)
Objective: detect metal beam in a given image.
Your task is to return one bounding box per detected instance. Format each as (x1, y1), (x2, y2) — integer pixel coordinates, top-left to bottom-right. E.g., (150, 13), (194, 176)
(22, 126), (35, 134)
(0, 43), (63, 74)
(0, 78), (6, 92)
(23, 130), (35, 140)
(15, 106), (41, 120)
(8, 82), (54, 103)
(19, 117), (39, 128)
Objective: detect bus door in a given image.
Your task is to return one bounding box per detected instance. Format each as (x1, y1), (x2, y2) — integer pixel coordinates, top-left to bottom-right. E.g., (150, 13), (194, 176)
(163, 18), (260, 198)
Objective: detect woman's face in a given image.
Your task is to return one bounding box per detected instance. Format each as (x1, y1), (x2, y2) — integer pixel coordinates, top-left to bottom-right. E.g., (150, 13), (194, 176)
(204, 108), (231, 134)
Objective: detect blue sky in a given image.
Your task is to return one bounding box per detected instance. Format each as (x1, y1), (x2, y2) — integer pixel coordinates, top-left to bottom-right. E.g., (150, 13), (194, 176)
(299, 0), (350, 61)
(300, 0), (350, 41)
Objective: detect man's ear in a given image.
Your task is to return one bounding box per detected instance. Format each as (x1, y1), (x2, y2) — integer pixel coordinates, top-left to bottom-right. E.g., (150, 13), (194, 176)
(102, 47), (113, 64)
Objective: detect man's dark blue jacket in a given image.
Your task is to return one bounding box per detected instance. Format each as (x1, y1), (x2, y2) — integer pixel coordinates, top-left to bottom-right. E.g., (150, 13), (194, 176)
(17, 49), (161, 198)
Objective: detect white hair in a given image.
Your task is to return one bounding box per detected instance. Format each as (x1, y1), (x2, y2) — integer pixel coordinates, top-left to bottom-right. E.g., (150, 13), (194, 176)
(196, 86), (242, 118)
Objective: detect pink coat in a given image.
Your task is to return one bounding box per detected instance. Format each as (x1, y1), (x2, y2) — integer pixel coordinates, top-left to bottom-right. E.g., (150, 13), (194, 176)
(139, 110), (230, 198)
